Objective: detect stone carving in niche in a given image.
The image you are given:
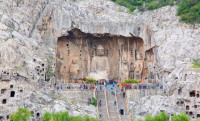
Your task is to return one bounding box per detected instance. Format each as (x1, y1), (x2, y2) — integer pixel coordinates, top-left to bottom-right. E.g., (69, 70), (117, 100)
(129, 63), (134, 79)
(121, 56), (129, 81)
(134, 52), (143, 80)
(90, 45), (110, 80)
(69, 57), (80, 80)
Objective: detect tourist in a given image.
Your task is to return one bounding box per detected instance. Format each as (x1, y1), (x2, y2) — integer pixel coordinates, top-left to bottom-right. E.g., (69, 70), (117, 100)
(123, 92), (125, 98)
(111, 85), (113, 90)
(57, 86), (59, 91)
(100, 85), (102, 90)
(111, 90), (115, 95)
(114, 101), (117, 106)
(84, 84), (86, 89)
(80, 84), (82, 89)
(99, 111), (102, 117)
(99, 100), (101, 107)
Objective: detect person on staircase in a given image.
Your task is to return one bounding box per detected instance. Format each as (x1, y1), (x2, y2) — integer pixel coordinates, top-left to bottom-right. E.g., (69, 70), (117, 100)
(99, 111), (102, 117)
(114, 101), (117, 106)
(99, 100), (102, 107)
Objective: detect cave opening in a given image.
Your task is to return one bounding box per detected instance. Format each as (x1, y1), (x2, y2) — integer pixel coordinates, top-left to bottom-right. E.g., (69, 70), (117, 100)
(190, 91), (196, 97)
(10, 85), (13, 88)
(55, 28), (153, 82)
(197, 114), (200, 118)
(10, 91), (15, 97)
(1, 89), (7, 94)
(36, 113), (40, 117)
(186, 105), (189, 110)
(2, 99), (6, 104)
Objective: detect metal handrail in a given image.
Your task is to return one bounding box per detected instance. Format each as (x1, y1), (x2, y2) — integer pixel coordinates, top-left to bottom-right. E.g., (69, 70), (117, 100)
(94, 84), (99, 118)
(124, 89), (132, 121)
(114, 87), (121, 121)
(104, 86), (110, 121)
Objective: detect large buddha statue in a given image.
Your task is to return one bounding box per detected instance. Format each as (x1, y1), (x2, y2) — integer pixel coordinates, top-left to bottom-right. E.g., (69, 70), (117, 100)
(134, 52), (143, 80)
(69, 57), (80, 80)
(90, 45), (110, 80)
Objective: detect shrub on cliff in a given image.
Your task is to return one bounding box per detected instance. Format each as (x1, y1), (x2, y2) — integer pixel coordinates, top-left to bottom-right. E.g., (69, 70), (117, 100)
(10, 108), (31, 121)
(191, 58), (200, 68)
(85, 78), (97, 84)
(91, 97), (97, 107)
(121, 79), (139, 84)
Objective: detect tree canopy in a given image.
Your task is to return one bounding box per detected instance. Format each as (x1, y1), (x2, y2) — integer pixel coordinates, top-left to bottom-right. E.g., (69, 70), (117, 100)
(112, 0), (200, 24)
(85, 78), (97, 84)
(10, 108), (31, 121)
(121, 79), (140, 84)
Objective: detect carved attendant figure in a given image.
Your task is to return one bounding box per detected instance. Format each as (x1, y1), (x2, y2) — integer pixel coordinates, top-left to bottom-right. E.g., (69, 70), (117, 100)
(129, 63), (134, 79)
(121, 56), (129, 81)
(69, 58), (80, 80)
(134, 52), (143, 80)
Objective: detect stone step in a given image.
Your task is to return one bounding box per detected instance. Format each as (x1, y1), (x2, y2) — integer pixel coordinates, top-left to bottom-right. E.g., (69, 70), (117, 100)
(110, 117), (120, 121)
(100, 117), (108, 121)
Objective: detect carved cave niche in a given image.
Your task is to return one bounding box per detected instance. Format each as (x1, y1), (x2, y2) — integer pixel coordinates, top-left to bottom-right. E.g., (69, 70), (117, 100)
(1, 89), (7, 94)
(186, 105), (190, 110)
(190, 91), (196, 97)
(55, 28), (148, 81)
(2, 99), (6, 104)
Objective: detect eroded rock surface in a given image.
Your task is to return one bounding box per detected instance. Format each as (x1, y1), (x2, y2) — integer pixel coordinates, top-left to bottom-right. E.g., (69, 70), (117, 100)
(0, 0), (199, 120)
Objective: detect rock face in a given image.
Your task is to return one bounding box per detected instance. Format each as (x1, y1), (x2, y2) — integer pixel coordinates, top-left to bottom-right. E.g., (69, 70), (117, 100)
(0, 79), (96, 120)
(0, 0), (200, 120)
(55, 29), (147, 81)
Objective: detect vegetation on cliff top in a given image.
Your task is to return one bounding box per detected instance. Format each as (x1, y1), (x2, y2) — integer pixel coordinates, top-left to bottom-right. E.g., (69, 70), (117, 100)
(112, 0), (200, 24)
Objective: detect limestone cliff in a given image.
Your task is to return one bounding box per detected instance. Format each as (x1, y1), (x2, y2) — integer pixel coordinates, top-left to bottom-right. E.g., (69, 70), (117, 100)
(0, 0), (200, 120)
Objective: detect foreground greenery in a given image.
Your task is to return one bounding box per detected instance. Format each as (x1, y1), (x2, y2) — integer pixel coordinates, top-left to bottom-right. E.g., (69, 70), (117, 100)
(10, 108), (99, 121)
(10, 108), (31, 121)
(137, 112), (190, 121)
(191, 58), (200, 68)
(42, 111), (99, 121)
(112, 0), (200, 24)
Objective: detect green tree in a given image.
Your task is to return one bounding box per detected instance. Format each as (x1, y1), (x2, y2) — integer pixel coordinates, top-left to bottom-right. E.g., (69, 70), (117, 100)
(42, 111), (99, 121)
(10, 108), (31, 121)
(121, 79), (139, 84)
(172, 112), (190, 121)
(138, 112), (169, 121)
(91, 97), (97, 106)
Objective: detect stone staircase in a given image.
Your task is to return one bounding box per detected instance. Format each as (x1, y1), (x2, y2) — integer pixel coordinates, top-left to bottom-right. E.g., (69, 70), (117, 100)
(107, 87), (119, 121)
(97, 86), (109, 121)
(97, 85), (130, 121)
(115, 86), (130, 121)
